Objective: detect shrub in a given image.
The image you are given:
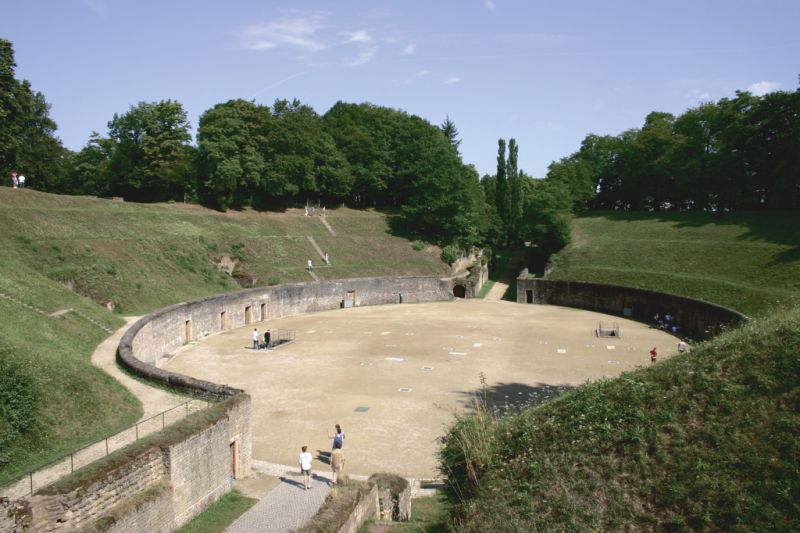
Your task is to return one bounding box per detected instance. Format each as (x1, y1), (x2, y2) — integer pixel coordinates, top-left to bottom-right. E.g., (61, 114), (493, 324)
(412, 240), (426, 251)
(440, 245), (460, 265)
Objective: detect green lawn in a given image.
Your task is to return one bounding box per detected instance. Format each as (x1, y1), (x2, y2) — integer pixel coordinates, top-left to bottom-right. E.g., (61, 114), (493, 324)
(548, 211), (800, 316)
(176, 490), (257, 533)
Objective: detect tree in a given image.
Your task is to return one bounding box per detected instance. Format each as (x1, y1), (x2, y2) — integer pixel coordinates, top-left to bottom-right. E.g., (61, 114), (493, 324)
(495, 139), (508, 236)
(507, 138), (523, 242)
(440, 115), (462, 156)
(0, 39), (65, 190)
(106, 100), (193, 202)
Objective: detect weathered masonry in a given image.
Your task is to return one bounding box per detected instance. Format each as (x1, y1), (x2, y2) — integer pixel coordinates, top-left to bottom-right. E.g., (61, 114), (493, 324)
(517, 272), (747, 338)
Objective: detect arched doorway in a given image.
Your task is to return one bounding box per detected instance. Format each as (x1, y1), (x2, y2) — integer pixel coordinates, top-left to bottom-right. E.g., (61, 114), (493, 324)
(453, 285), (466, 298)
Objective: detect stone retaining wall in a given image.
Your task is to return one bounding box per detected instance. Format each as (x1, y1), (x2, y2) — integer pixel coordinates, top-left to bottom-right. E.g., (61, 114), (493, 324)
(1, 396), (251, 532)
(118, 277), (452, 397)
(517, 273), (747, 338)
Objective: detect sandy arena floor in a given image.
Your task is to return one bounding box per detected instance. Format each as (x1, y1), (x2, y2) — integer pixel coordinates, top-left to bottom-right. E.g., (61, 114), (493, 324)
(163, 300), (678, 479)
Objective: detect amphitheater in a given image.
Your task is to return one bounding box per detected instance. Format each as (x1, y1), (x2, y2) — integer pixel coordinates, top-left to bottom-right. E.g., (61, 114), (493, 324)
(2, 274), (744, 531)
(163, 297), (677, 479)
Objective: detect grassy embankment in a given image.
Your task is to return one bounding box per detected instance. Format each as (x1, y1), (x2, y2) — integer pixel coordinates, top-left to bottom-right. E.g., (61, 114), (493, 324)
(441, 211), (800, 531)
(0, 188), (448, 486)
(547, 211), (800, 317)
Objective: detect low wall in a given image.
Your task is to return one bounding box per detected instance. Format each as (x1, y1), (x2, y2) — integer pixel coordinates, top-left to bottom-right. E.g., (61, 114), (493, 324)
(517, 273), (747, 338)
(118, 276), (452, 397)
(2, 396), (251, 532)
(338, 484), (379, 533)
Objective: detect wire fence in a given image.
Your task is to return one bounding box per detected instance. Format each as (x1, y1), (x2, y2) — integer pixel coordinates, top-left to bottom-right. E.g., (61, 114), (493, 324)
(1, 398), (209, 499)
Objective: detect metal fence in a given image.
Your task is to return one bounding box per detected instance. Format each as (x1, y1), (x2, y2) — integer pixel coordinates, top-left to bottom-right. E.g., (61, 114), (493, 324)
(1, 398), (209, 499)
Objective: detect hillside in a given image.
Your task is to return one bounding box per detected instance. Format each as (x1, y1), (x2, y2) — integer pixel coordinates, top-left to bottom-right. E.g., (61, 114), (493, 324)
(0, 188), (449, 485)
(440, 306), (800, 531)
(547, 211), (800, 317)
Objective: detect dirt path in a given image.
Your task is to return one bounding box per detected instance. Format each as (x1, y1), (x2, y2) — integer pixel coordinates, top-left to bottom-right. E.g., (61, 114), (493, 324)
(484, 252), (525, 301)
(91, 316), (186, 418)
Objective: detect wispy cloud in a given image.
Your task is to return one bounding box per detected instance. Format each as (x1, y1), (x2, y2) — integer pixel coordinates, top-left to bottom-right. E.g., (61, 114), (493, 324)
(401, 43), (416, 55)
(342, 30), (373, 44)
(748, 80), (781, 96)
(497, 32), (570, 47)
(239, 12), (327, 52)
(347, 46), (378, 66)
(484, 0), (496, 12)
(444, 76), (461, 84)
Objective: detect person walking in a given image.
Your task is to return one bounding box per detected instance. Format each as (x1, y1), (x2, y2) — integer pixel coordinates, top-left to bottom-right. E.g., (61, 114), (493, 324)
(328, 424), (345, 449)
(678, 340), (688, 354)
(307, 259), (313, 271)
(650, 346), (658, 364)
(330, 441), (345, 485)
(17, 174), (25, 188)
(10, 171), (18, 188)
(252, 328), (259, 350)
(299, 445), (313, 490)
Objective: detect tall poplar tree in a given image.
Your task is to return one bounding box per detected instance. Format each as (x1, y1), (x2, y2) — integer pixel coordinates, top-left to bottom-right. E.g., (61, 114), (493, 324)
(495, 138), (508, 239)
(507, 138), (522, 242)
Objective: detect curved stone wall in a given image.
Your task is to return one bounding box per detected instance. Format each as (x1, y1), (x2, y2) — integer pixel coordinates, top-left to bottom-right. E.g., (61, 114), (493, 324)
(118, 276), (452, 398)
(516, 273), (747, 339)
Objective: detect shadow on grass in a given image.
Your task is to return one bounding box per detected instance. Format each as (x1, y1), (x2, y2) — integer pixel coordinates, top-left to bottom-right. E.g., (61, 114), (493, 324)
(454, 381), (574, 415)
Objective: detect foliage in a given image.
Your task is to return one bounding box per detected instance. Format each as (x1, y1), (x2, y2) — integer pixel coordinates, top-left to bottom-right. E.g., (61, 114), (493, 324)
(0, 342), (39, 466)
(440, 307), (800, 531)
(105, 100), (195, 202)
(440, 115), (462, 156)
(297, 478), (372, 533)
(412, 240), (427, 251)
(547, 90), (800, 212)
(0, 39), (66, 191)
(440, 244), (460, 265)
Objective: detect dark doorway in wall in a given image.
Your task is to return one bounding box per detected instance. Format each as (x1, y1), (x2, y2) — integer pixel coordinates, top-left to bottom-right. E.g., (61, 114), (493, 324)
(245, 306), (253, 324)
(220, 311), (227, 331)
(453, 285), (466, 298)
(185, 320), (192, 343)
(230, 440), (239, 479)
(526, 290), (533, 303)
(260, 303), (267, 321)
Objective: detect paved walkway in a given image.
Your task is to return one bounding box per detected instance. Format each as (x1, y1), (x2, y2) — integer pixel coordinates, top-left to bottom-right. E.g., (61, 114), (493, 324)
(227, 471), (331, 533)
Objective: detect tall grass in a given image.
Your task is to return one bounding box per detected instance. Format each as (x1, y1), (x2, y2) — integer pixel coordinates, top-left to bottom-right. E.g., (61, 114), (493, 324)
(439, 307), (800, 531)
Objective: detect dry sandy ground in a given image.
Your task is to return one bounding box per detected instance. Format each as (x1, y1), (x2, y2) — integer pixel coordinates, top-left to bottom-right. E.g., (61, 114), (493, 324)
(164, 300), (678, 479)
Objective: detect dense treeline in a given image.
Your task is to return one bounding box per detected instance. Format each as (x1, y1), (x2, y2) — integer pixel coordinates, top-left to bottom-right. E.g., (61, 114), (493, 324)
(547, 91), (800, 211)
(3, 36), (798, 253)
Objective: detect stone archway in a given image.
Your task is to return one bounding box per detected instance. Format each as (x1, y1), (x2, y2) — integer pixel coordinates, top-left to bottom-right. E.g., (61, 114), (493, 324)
(453, 284), (466, 298)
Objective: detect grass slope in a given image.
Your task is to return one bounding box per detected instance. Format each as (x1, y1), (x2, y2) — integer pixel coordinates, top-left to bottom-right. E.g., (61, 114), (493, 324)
(441, 306), (800, 531)
(548, 211), (800, 316)
(0, 188), (448, 485)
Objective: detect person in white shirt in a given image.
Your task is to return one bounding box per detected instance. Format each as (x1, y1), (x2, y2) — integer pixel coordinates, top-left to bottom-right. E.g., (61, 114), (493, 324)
(252, 328), (259, 350)
(299, 445), (313, 490)
(17, 174), (25, 188)
(678, 340), (688, 354)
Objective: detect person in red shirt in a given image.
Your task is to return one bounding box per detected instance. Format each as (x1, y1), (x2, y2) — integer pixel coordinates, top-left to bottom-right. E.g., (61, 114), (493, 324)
(650, 347), (658, 363)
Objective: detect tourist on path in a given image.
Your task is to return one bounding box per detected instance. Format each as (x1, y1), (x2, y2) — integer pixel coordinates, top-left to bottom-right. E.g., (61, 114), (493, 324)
(330, 441), (345, 485)
(650, 346), (658, 364)
(252, 328), (259, 350)
(328, 424), (345, 449)
(299, 445), (313, 490)
(17, 174), (25, 188)
(307, 259), (313, 271)
(678, 340), (688, 354)
(10, 171), (18, 188)
(264, 329), (271, 349)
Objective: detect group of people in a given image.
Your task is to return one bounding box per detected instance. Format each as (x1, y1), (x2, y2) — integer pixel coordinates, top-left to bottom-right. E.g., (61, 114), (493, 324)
(298, 424), (346, 490)
(649, 339), (689, 364)
(252, 328), (271, 350)
(653, 312), (680, 333)
(306, 252), (330, 272)
(9, 171), (26, 188)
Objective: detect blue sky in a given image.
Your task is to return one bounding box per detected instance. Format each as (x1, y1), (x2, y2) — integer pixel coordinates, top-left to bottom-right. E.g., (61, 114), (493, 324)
(2, 0), (798, 177)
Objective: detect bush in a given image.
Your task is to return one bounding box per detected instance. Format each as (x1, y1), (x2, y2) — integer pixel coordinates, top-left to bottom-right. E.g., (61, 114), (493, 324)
(412, 240), (426, 251)
(440, 245), (460, 265)
(0, 346), (39, 465)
